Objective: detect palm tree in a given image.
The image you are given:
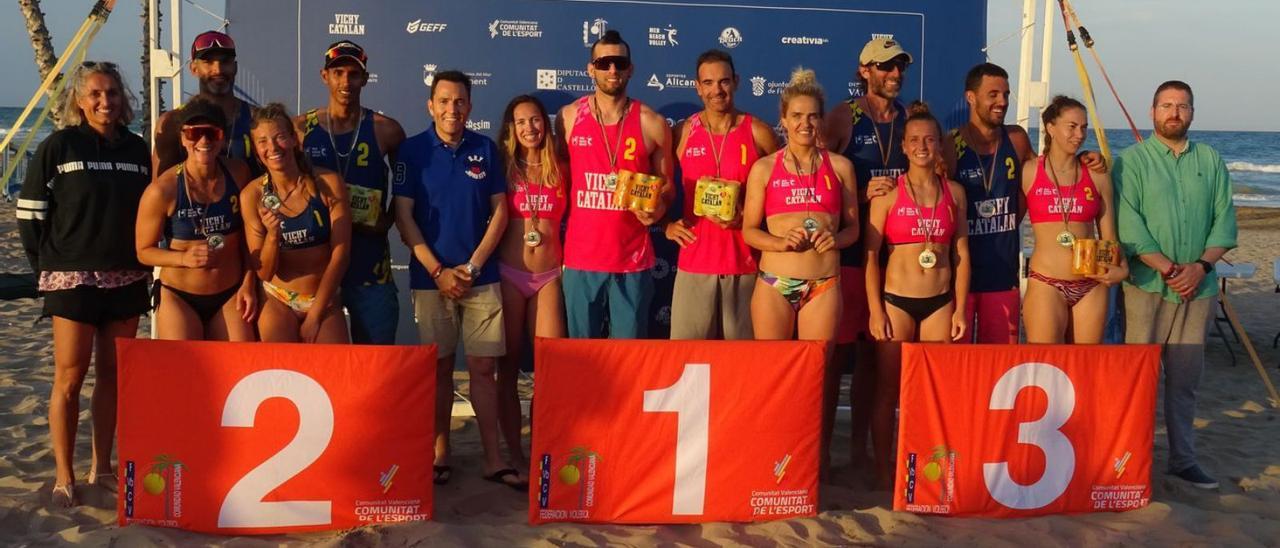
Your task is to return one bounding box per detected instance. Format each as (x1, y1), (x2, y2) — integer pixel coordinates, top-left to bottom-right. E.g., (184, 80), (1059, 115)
(17, 0), (65, 126)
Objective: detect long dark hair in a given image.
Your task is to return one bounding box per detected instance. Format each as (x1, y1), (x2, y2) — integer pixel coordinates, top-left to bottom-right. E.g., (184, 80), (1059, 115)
(1040, 95), (1086, 151)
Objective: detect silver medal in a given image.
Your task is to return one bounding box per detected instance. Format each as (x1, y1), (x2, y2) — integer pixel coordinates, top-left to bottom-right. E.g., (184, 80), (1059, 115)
(803, 217), (819, 233)
(261, 192), (282, 211)
(524, 229), (543, 248)
(605, 172), (620, 190)
(206, 233), (225, 250)
(978, 200), (997, 218)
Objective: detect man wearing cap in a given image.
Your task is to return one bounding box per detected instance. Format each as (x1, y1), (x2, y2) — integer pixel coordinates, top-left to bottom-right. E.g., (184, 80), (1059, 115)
(297, 41), (406, 345)
(153, 31), (258, 177)
(555, 29), (673, 339)
(821, 36), (912, 481)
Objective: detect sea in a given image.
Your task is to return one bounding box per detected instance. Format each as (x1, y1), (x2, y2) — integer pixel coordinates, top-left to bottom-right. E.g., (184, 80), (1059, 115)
(3, 106), (1279, 207)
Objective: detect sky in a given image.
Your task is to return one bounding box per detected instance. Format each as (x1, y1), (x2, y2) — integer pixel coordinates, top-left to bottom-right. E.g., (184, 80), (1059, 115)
(2, 0), (1277, 131)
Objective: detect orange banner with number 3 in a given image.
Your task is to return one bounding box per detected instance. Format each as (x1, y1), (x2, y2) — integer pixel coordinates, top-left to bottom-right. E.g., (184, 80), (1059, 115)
(116, 339), (436, 534)
(530, 338), (825, 524)
(894, 343), (1160, 517)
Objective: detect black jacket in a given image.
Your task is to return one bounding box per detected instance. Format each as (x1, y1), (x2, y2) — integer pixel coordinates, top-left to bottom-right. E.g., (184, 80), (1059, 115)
(17, 123), (151, 273)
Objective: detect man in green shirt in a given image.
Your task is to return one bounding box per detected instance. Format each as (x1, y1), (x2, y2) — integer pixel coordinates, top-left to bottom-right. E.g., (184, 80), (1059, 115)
(1114, 80), (1237, 490)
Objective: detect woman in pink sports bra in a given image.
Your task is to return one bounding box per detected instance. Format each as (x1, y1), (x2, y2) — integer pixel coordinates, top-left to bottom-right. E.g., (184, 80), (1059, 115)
(1021, 95), (1127, 344)
(742, 68), (859, 342)
(863, 101), (971, 489)
(496, 95), (566, 480)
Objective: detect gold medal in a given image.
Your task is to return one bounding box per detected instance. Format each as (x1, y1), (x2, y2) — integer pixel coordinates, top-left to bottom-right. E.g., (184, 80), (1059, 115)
(1056, 230), (1076, 247)
(918, 248), (938, 269)
(604, 171), (619, 191)
(524, 229), (542, 248)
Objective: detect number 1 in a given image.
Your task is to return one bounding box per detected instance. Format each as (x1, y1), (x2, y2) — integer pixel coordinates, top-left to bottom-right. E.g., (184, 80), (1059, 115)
(643, 363), (710, 515)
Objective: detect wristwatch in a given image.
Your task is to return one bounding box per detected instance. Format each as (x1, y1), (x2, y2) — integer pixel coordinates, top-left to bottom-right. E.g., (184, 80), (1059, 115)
(1195, 259), (1213, 274)
(464, 262), (480, 277)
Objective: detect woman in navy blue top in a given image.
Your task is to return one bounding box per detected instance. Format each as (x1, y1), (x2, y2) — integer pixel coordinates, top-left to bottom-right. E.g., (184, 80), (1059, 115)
(240, 103), (352, 343)
(137, 98), (257, 340)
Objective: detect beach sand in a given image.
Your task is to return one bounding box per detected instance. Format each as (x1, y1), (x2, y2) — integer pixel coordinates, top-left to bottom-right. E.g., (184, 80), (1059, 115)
(1, 202), (1277, 546)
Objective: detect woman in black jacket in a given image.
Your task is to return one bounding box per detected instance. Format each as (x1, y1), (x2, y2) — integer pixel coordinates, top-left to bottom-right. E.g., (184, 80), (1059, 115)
(17, 61), (151, 507)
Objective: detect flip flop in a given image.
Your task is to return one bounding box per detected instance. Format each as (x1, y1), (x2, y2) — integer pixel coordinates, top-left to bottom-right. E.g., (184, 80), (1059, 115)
(483, 468), (529, 492)
(87, 472), (119, 493)
(51, 484), (75, 508)
(433, 465), (452, 485)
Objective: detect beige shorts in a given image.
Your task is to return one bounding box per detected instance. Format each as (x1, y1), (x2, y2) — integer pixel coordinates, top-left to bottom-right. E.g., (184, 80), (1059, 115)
(412, 282), (505, 358)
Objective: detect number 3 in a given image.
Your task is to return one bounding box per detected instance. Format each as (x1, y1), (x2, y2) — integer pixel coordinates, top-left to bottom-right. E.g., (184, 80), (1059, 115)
(982, 363), (1076, 510)
(218, 370), (334, 528)
(643, 363), (710, 516)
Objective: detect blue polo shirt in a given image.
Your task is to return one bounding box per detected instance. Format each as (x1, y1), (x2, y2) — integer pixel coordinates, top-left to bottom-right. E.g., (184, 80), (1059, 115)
(393, 125), (506, 290)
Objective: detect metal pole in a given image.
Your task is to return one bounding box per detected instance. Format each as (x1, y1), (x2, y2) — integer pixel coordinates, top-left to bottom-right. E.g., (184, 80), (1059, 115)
(1036, 0), (1056, 153)
(1015, 0), (1036, 134)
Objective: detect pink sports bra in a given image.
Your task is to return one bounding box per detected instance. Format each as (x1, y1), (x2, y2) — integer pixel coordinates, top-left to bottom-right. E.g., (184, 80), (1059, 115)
(1026, 156), (1100, 224)
(883, 175), (957, 246)
(508, 175), (567, 222)
(763, 149), (841, 218)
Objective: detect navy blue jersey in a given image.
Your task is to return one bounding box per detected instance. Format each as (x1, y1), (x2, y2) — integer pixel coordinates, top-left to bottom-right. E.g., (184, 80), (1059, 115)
(838, 98), (907, 267)
(302, 108), (391, 287)
(951, 127), (1021, 292)
(166, 161), (242, 241)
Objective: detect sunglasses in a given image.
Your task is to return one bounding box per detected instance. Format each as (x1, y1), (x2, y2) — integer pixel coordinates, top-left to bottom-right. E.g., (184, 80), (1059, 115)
(325, 44), (367, 66)
(870, 58), (909, 73)
(591, 55), (631, 71)
(193, 32), (236, 54)
(181, 125), (225, 143)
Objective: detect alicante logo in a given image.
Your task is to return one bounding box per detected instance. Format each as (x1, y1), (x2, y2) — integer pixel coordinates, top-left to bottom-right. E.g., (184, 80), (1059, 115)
(422, 64), (437, 87)
(582, 18), (608, 47)
(647, 74), (665, 92)
(719, 27), (743, 48)
(465, 155), (487, 180)
(750, 76), (766, 97)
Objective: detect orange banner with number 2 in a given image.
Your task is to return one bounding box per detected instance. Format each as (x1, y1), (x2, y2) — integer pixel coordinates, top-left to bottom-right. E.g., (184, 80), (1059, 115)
(895, 343), (1160, 517)
(530, 338), (825, 524)
(116, 339), (436, 534)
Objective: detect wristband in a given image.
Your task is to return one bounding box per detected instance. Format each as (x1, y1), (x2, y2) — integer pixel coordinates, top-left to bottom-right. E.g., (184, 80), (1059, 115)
(430, 264), (444, 279)
(1195, 259), (1213, 274)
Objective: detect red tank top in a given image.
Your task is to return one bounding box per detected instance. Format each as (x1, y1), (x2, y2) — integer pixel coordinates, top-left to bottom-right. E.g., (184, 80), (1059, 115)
(507, 172), (567, 223)
(1026, 156), (1101, 224)
(883, 175), (958, 245)
(763, 149), (841, 218)
(677, 113), (759, 275)
(564, 97), (653, 272)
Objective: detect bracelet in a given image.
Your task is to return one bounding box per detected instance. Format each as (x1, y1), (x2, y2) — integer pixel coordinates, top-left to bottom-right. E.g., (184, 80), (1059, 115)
(430, 264), (444, 279)
(1162, 263), (1177, 278)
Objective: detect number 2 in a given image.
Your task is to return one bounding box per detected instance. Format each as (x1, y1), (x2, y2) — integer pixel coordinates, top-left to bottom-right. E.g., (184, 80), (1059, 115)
(1005, 157), (1016, 179)
(982, 363), (1076, 510)
(643, 363), (710, 516)
(355, 142), (370, 167)
(622, 137), (637, 161)
(218, 370), (335, 528)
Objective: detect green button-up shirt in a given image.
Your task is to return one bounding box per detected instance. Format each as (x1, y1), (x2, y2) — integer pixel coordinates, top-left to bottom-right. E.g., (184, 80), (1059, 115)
(1113, 134), (1238, 303)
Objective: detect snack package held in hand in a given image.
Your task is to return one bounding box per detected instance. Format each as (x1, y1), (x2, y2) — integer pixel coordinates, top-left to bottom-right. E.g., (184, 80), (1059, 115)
(613, 169), (665, 213)
(693, 177), (741, 222)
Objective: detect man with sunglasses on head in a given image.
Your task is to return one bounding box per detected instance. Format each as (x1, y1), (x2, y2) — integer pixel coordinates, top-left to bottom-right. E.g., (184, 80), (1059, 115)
(820, 36), (912, 482)
(556, 29), (674, 339)
(296, 41), (406, 345)
(154, 31), (259, 177)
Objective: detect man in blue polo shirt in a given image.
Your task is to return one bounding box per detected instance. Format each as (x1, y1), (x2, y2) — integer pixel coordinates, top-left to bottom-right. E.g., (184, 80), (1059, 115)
(392, 70), (519, 489)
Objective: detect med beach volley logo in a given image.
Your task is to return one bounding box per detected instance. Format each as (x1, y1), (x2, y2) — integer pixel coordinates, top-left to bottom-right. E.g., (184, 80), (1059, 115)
(539, 447), (600, 519)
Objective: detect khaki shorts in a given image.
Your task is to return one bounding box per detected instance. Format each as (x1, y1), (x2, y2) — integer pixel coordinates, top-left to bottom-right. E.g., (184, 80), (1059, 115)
(412, 283), (505, 358)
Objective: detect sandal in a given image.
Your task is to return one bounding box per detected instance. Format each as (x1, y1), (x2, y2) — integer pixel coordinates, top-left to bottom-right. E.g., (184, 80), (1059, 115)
(433, 465), (452, 485)
(87, 472), (119, 493)
(51, 484), (76, 508)
(483, 468), (529, 492)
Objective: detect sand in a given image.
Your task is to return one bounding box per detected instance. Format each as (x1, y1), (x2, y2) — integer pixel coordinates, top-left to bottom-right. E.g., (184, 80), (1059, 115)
(1, 202), (1278, 547)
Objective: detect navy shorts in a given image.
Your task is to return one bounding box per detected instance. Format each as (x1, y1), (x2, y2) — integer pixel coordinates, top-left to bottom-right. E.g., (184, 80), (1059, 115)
(43, 279), (150, 326)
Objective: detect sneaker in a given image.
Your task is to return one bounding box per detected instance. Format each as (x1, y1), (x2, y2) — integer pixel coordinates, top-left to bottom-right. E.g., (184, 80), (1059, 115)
(1169, 465), (1219, 489)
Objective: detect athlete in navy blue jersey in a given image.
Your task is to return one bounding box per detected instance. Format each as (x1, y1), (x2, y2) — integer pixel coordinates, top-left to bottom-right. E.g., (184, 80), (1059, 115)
(297, 40), (406, 344)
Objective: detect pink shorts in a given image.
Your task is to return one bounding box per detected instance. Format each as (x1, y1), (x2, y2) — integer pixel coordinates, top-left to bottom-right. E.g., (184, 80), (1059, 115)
(836, 266), (870, 344)
(960, 288), (1020, 344)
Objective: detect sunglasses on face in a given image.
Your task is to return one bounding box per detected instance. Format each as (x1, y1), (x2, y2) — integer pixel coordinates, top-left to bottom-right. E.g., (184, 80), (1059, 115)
(870, 58), (908, 73)
(591, 55), (631, 71)
(181, 125), (225, 143)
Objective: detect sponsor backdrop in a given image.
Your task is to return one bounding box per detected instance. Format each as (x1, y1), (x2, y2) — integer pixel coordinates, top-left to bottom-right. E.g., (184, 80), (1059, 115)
(225, 0), (987, 338)
(117, 340), (437, 534)
(529, 338), (825, 524)
(894, 343), (1160, 518)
